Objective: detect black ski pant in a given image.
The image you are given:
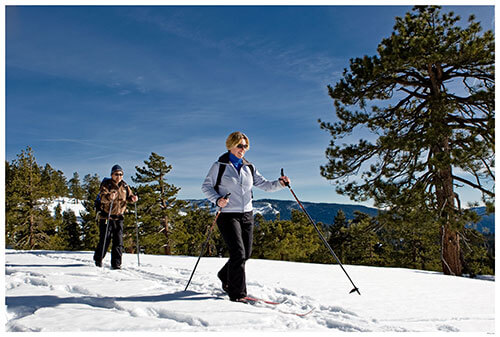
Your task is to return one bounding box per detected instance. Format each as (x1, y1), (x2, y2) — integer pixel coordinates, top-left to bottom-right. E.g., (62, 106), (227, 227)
(217, 211), (254, 300)
(93, 217), (124, 268)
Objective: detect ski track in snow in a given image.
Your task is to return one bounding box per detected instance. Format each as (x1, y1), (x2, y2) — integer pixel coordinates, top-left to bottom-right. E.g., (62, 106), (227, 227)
(4, 250), (494, 332)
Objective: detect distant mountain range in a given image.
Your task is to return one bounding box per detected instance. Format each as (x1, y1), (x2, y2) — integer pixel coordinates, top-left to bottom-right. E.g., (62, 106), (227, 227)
(50, 197), (493, 235)
(188, 199), (495, 235)
(468, 207), (495, 235)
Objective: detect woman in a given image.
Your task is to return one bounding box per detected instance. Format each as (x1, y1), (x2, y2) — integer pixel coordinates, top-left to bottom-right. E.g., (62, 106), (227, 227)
(201, 131), (290, 302)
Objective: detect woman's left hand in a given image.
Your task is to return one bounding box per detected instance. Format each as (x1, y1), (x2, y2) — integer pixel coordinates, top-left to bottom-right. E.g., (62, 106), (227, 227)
(279, 176), (290, 187)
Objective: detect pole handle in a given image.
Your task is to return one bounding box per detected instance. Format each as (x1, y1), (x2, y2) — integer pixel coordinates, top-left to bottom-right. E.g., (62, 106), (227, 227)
(280, 168), (290, 187)
(216, 193), (231, 210)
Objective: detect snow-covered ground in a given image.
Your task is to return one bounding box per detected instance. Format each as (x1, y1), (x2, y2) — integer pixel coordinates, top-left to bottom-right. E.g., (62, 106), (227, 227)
(4, 250), (495, 333)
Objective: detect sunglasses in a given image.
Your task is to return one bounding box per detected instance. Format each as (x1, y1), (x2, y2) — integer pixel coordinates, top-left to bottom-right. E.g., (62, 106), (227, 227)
(237, 144), (248, 150)
(113, 173), (124, 176)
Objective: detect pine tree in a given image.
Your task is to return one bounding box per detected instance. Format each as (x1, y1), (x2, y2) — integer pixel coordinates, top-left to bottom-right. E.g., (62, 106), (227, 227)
(132, 152), (186, 255)
(319, 6), (494, 276)
(252, 213), (273, 259)
(170, 204), (221, 256)
(341, 214), (384, 266)
(53, 170), (69, 197)
(40, 164), (57, 199)
(328, 209), (348, 263)
(40, 164), (69, 199)
(59, 210), (83, 251)
(252, 210), (321, 263)
(80, 174), (101, 250)
(68, 172), (85, 202)
(5, 160), (16, 247)
(377, 201), (441, 270)
(48, 203), (65, 250)
(6, 147), (54, 249)
(460, 228), (494, 277)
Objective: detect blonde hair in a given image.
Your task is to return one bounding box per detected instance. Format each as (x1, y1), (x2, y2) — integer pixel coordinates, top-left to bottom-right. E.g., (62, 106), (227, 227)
(226, 131), (250, 150)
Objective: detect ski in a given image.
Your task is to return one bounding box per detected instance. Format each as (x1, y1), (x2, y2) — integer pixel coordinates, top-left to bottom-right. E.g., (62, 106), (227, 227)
(243, 296), (281, 305)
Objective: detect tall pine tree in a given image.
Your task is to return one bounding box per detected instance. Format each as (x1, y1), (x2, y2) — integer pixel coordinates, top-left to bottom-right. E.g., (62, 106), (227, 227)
(6, 147), (54, 249)
(132, 152), (186, 255)
(319, 6), (494, 276)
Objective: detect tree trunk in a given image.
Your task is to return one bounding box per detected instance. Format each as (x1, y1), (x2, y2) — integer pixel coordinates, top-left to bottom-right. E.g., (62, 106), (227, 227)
(434, 141), (462, 276)
(162, 216), (171, 255)
(159, 173), (171, 255)
(427, 62), (462, 276)
(440, 226), (462, 275)
(29, 213), (34, 249)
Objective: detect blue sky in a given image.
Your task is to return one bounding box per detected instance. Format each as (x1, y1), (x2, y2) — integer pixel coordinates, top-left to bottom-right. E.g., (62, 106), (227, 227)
(5, 5), (495, 206)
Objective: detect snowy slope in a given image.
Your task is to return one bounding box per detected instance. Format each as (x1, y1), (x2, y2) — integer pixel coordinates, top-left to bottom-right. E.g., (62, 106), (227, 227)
(4, 250), (495, 332)
(47, 197), (86, 219)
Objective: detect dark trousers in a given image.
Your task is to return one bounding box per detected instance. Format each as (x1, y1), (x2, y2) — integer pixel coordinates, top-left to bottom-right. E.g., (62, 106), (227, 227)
(94, 218), (124, 268)
(217, 211), (254, 299)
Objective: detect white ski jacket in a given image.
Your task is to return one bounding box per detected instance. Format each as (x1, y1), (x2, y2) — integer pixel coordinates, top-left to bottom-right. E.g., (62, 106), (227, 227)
(201, 152), (283, 213)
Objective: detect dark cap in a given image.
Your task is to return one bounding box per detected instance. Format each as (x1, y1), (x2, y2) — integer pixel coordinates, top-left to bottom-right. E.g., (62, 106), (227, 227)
(111, 164), (123, 175)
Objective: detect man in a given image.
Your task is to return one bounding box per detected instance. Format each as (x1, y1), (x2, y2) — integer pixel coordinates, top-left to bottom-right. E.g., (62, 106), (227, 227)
(94, 164), (138, 269)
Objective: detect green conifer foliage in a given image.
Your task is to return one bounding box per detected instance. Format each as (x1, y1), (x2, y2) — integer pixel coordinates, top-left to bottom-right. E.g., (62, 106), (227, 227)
(80, 174), (101, 250)
(68, 172), (85, 202)
(40, 164), (69, 199)
(328, 209), (348, 263)
(60, 210), (83, 251)
(170, 205), (223, 256)
(319, 6), (494, 275)
(6, 147), (54, 249)
(460, 228), (494, 277)
(132, 152), (186, 255)
(253, 210), (321, 262)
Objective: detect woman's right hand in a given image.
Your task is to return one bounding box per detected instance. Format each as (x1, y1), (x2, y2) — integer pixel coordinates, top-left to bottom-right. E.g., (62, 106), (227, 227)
(217, 197), (229, 208)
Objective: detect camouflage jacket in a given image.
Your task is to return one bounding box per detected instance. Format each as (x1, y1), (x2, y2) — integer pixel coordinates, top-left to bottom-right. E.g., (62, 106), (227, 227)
(99, 178), (135, 219)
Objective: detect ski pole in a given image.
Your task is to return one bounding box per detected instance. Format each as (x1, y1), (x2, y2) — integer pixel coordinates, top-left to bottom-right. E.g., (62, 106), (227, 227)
(101, 198), (114, 265)
(184, 193), (231, 291)
(281, 169), (361, 295)
(135, 202), (140, 267)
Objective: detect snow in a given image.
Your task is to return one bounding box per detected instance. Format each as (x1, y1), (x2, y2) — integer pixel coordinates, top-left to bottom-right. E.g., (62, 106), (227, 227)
(4, 249), (495, 333)
(253, 202), (280, 216)
(46, 197), (86, 219)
